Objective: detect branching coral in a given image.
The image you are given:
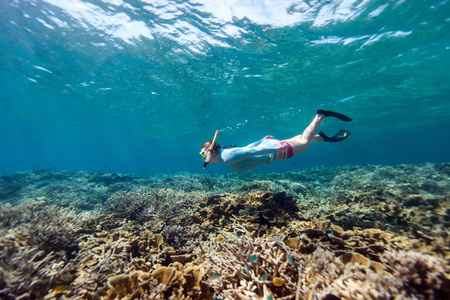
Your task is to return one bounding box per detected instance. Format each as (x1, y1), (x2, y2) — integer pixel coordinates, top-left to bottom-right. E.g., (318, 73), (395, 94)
(161, 224), (207, 254)
(0, 201), (90, 299)
(104, 187), (205, 225)
(381, 250), (448, 299)
(205, 234), (450, 300)
(205, 237), (301, 299)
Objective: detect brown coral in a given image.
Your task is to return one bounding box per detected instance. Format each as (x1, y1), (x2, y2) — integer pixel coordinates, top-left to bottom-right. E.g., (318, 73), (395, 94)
(0, 163), (449, 299)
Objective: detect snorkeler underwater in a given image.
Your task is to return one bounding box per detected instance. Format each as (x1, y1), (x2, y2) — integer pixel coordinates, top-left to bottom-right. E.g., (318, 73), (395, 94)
(0, 0), (449, 299)
(199, 110), (352, 172)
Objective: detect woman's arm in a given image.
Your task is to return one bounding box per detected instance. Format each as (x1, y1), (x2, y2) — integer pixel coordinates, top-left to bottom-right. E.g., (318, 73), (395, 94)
(221, 139), (279, 164)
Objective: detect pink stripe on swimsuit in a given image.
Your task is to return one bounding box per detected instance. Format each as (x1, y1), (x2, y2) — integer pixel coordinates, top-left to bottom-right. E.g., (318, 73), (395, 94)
(275, 140), (294, 160)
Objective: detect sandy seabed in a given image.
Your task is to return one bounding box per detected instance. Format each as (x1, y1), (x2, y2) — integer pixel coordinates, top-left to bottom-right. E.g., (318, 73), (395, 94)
(0, 163), (449, 299)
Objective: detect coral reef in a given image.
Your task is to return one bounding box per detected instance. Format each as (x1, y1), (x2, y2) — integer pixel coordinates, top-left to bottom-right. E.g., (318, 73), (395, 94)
(103, 187), (205, 228)
(0, 163), (449, 299)
(0, 201), (87, 299)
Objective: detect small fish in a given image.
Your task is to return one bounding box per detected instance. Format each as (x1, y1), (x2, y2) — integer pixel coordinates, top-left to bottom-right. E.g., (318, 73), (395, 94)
(287, 257), (294, 265)
(235, 232), (241, 237)
(268, 297), (273, 300)
(272, 277), (284, 287)
(244, 264), (249, 272)
(249, 255), (258, 263)
(261, 274), (267, 281)
(17, 234), (27, 241)
(53, 285), (69, 292)
(211, 273), (221, 279)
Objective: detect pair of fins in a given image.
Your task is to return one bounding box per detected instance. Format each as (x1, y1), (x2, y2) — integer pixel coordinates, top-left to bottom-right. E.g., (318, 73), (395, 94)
(317, 109), (352, 142)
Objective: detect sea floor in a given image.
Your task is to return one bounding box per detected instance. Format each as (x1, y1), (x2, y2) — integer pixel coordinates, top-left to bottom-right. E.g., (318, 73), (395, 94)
(0, 163), (449, 299)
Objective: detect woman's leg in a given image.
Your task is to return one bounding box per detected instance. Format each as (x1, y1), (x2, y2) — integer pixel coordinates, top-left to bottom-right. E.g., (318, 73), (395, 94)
(284, 114), (325, 155)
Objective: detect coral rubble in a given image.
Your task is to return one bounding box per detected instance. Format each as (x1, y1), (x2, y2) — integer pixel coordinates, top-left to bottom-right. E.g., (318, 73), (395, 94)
(0, 163), (449, 299)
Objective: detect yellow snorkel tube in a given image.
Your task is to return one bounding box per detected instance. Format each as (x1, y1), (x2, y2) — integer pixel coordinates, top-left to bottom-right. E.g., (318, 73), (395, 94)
(201, 130), (219, 169)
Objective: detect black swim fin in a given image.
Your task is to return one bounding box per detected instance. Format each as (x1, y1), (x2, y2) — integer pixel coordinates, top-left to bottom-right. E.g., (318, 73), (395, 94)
(319, 130), (351, 142)
(317, 109), (352, 122)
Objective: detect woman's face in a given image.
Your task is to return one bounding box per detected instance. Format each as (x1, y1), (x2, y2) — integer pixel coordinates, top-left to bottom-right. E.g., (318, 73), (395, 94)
(200, 144), (212, 165)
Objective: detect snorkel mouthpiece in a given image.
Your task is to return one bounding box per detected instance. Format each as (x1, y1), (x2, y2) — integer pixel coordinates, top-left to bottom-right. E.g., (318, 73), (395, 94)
(202, 151), (211, 169)
(202, 130), (219, 169)
(205, 151), (212, 163)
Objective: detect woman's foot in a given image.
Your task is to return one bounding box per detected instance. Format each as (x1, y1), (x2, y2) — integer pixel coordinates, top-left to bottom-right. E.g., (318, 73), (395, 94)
(317, 109), (352, 122)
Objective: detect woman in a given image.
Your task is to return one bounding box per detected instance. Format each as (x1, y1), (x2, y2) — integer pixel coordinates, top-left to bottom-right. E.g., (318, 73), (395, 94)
(199, 110), (352, 173)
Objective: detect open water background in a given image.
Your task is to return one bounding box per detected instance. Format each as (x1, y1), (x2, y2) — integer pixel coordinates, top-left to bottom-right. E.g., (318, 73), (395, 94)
(1, 0), (449, 174)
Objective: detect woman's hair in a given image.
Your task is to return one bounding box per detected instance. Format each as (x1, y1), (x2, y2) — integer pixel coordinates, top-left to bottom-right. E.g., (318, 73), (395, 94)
(201, 141), (221, 153)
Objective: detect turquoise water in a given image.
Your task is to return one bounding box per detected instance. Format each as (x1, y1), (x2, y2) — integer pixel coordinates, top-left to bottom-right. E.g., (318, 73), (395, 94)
(1, 0), (449, 174)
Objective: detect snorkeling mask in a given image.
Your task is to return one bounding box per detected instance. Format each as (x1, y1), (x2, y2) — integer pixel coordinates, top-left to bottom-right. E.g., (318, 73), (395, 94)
(200, 130), (219, 169)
